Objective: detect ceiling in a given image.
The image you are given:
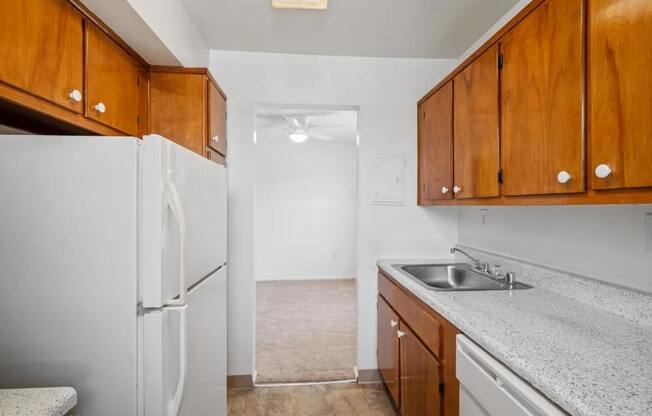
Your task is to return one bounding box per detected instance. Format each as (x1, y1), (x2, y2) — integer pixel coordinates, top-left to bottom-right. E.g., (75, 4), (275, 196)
(180, 0), (520, 58)
(256, 108), (357, 142)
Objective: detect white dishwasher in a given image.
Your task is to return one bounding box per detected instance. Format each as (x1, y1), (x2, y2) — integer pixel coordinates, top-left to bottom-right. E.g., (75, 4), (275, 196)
(456, 335), (568, 416)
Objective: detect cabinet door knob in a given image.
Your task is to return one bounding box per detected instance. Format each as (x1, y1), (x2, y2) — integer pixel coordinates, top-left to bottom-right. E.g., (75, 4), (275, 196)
(212, 135), (219, 143)
(94, 102), (106, 114)
(557, 171), (571, 184)
(453, 186), (462, 194)
(595, 164), (612, 179)
(441, 186), (449, 194)
(390, 320), (397, 328)
(397, 330), (406, 339)
(68, 89), (82, 102)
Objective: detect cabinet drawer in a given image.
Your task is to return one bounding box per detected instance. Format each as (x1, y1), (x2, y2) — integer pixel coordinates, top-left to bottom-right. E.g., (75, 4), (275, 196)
(379, 272), (441, 359)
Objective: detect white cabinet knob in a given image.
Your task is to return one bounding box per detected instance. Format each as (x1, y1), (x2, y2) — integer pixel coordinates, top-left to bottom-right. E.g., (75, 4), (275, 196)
(453, 186), (462, 194)
(68, 89), (82, 102)
(557, 171), (571, 184)
(397, 330), (406, 339)
(390, 320), (397, 328)
(94, 102), (106, 114)
(441, 186), (449, 194)
(212, 135), (219, 143)
(595, 164), (612, 179)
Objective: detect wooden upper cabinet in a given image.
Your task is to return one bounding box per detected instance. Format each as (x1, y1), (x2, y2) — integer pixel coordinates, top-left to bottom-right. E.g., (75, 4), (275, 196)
(85, 23), (143, 136)
(400, 322), (441, 416)
(377, 296), (400, 408)
(589, 0), (652, 190)
(500, 0), (585, 196)
(453, 44), (501, 199)
(208, 81), (227, 157)
(418, 82), (453, 204)
(0, 0), (83, 113)
(150, 71), (208, 156)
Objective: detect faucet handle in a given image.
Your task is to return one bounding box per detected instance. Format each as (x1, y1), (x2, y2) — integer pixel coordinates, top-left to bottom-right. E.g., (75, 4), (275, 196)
(506, 272), (516, 284)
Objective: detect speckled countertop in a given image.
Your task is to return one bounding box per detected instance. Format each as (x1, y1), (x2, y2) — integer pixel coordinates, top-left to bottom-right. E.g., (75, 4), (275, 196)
(378, 258), (652, 416)
(0, 387), (76, 416)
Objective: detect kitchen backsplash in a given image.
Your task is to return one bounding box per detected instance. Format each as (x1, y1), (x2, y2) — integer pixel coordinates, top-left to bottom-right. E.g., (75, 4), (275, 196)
(453, 245), (652, 327)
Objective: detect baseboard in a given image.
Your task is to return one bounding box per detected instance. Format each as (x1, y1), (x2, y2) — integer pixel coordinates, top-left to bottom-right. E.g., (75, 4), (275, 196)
(227, 374), (254, 388)
(256, 276), (356, 282)
(357, 369), (381, 384)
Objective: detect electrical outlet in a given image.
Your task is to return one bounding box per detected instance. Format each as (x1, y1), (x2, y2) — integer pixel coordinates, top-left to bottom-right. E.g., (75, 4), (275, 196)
(646, 213), (652, 252)
(480, 209), (489, 227)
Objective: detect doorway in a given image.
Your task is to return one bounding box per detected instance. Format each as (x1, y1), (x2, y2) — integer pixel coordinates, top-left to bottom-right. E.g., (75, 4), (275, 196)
(253, 105), (359, 384)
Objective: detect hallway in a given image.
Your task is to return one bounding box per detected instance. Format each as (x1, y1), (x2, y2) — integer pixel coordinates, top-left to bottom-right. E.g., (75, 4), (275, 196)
(255, 279), (357, 384)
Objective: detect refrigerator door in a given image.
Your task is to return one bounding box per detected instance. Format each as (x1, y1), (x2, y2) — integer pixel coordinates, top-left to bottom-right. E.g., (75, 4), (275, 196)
(141, 267), (227, 416)
(180, 266), (227, 416)
(140, 135), (227, 308)
(142, 305), (187, 416)
(0, 136), (140, 416)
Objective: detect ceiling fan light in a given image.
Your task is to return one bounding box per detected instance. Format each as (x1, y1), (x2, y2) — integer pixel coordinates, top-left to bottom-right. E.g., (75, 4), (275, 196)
(272, 0), (327, 10)
(289, 132), (309, 143)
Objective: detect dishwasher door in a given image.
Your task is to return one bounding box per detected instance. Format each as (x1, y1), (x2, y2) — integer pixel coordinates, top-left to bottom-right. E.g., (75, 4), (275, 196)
(456, 335), (568, 416)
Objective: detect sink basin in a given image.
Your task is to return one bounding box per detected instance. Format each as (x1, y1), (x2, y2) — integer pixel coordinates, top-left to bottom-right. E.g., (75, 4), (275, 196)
(395, 264), (532, 291)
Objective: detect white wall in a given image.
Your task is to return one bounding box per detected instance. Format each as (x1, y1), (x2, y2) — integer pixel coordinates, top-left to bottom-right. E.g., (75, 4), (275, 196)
(255, 131), (358, 281)
(80, 0), (208, 67)
(210, 50), (458, 375)
(126, 0), (208, 67)
(458, 205), (652, 293)
(457, 0), (531, 64)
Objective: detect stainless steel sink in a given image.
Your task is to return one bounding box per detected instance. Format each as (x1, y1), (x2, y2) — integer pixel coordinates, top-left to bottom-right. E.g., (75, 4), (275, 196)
(395, 264), (532, 291)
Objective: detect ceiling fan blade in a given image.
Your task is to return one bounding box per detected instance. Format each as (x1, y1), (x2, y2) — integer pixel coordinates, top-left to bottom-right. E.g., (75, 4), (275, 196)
(308, 130), (333, 141)
(283, 116), (301, 129)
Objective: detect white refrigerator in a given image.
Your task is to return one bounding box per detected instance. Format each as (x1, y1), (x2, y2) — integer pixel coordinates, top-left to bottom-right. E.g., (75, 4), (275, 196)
(0, 135), (227, 416)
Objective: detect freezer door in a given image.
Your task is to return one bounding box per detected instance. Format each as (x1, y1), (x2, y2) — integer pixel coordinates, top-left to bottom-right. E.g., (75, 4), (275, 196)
(180, 266), (227, 416)
(141, 135), (227, 308)
(141, 267), (227, 416)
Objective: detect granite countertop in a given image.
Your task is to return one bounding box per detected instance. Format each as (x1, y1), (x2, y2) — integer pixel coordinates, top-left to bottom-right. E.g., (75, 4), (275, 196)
(378, 258), (652, 416)
(0, 387), (76, 416)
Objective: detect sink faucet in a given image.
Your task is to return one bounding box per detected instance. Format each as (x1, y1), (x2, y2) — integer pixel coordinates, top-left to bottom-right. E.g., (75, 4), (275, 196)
(450, 247), (489, 273)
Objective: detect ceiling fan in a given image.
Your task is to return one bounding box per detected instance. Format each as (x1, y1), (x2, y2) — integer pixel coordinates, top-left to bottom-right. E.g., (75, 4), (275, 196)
(284, 115), (333, 143)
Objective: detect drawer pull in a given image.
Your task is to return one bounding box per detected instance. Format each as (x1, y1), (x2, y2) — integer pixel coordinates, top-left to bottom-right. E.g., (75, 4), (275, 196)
(68, 89), (82, 102)
(557, 171), (571, 184)
(595, 164), (612, 179)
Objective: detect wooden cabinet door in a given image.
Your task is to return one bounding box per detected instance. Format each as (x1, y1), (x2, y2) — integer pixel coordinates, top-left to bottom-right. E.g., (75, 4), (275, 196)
(377, 296), (400, 408)
(589, 0), (652, 190)
(208, 81), (227, 156)
(85, 23), (142, 135)
(0, 0), (83, 113)
(150, 72), (207, 156)
(418, 82), (453, 204)
(453, 44), (500, 199)
(500, 0), (584, 196)
(400, 323), (441, 416)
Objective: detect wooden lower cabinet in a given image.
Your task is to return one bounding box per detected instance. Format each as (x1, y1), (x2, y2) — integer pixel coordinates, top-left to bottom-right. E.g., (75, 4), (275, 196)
(377, 296), (400, 408)
(400, 322), (442, 416)
(378, 270), (459, 416)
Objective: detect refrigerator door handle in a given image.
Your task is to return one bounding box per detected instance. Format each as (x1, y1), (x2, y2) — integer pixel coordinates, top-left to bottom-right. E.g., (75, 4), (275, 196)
(167, 180), (187, 306)
(167, 305), (187, 416)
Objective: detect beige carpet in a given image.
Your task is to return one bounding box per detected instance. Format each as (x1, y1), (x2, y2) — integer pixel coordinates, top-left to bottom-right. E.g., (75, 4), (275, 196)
(255, 279), (357, 384)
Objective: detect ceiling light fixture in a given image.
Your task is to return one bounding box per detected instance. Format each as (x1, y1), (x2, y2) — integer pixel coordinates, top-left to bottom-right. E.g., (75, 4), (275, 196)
(289, 130), (309, 143)
(272, 0), (328, 10)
